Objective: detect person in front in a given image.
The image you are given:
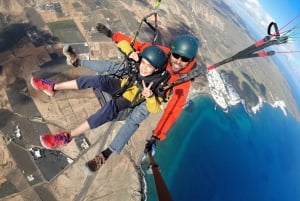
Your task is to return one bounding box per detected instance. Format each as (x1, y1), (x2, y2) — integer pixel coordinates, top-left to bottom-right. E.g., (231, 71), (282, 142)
(61, 24), (199, 172)
(30, 45), (169, 150)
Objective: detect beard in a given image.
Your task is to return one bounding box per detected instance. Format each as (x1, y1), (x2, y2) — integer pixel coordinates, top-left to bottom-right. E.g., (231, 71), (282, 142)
(171, 62), (185, 72)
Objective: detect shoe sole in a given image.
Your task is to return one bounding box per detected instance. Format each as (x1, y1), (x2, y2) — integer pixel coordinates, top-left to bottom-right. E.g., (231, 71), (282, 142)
(30, 77), (54, 97)
(82, 164), (96, 175)
(39, 135), (67, 149)
(39, 135), (52, 149)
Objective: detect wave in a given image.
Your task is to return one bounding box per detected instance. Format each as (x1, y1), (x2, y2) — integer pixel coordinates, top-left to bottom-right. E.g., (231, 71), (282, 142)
(250, 96), (287, 116)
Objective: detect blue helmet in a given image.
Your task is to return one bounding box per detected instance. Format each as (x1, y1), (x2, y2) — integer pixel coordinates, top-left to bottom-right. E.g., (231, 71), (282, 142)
(171, 34), (199, 59)
(141, 46), (168, 71)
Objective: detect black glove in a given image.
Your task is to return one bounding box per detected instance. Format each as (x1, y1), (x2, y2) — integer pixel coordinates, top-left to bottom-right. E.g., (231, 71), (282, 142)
(144, 135), (160, 154)
(96, 23), (112, 38)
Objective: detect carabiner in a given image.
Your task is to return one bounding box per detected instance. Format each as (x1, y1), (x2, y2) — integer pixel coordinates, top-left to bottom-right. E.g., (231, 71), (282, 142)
(267, 22), (280, 37)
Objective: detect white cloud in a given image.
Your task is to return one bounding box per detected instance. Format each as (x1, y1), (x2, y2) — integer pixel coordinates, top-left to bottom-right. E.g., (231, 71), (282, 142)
(235, 0), (274, 31)
(226, 0), (300, 84)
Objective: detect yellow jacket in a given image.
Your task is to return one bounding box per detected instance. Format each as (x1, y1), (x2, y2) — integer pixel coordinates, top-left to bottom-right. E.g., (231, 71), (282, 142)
(120, 78), (162, 114)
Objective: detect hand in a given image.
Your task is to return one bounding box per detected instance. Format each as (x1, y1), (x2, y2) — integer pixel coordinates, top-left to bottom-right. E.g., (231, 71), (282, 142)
(142, 80), (154, 98)
(128, 51), (139, 62)
(144, 135), (159, 155)
(96, 23), (112, 38)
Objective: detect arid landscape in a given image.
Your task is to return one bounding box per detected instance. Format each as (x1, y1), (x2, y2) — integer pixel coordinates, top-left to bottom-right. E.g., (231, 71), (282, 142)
(0, 0), (299, 201)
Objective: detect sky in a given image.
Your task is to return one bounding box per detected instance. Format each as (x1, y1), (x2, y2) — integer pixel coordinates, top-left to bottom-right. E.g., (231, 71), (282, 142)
(226, 0), (300, 89)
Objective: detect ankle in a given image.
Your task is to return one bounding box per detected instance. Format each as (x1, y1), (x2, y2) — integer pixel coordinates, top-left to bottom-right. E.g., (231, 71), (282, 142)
(101, 148), (112, 160)
(52, 83), (56, 91)
(72, 58), (81, 67)
(65, 132), (72, 142)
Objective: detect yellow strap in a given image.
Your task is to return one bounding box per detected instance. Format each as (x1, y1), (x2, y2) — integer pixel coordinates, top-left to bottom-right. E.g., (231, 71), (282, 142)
(154, 1), (161, 9)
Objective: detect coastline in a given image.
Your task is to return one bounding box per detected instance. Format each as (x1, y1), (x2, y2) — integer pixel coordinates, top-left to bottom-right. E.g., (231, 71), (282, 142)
(123, 86), (291, 201)
(251, 96), (288, 116)
(123, 150), (147, 200)
(149, 96), (300, 201)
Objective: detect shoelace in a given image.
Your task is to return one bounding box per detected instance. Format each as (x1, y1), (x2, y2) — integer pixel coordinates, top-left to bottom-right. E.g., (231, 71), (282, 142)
(41, 79), (55, 85)
(93, 154), (105, 167)
(55, 133), (68, 144)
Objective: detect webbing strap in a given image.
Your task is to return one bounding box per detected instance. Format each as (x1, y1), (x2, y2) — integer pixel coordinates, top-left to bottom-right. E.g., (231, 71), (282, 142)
(130, 11), (159, 46)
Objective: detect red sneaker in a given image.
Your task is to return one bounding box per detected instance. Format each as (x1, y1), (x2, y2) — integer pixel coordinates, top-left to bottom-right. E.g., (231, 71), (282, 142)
(40, 132), (71, 149)
(31, 77), (56, 96)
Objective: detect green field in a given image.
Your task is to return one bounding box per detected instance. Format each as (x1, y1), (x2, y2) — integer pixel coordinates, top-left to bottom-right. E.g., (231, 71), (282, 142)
(47, 20), (85, 43)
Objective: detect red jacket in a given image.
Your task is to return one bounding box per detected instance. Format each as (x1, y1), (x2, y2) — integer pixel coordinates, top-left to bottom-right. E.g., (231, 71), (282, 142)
(112, 32), (196, 140)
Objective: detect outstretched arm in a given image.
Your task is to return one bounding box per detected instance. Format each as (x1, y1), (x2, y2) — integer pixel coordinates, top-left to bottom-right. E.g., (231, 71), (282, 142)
(112, 32), (151, 52)
(96, 23), (150, 52)
(96, 23), (169, 53)
(152, 81), (191, 140)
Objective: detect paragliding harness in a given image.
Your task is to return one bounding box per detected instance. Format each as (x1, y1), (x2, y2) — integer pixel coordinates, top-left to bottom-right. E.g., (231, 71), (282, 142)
(111, 58), (170, 108)
(130, 2), (160, 46)
(108, 1), (170, 107)
(97, 0), (168, 119)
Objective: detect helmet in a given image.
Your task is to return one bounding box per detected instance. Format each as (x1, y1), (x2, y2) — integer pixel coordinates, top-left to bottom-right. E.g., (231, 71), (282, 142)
(141, 46), (168, 71)
(170, 34), (199, 59)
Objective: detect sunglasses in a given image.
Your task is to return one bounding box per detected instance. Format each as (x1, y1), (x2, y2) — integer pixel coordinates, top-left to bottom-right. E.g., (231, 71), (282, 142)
(171, 53), (191, 62)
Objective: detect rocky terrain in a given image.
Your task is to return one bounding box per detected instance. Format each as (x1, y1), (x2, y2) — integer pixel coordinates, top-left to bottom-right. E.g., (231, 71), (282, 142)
(0, 0), (299, 201)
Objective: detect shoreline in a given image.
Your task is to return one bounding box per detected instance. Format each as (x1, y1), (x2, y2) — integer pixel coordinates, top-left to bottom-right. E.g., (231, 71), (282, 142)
(122, 78), (294, 201)
(124, 150), (147, 200)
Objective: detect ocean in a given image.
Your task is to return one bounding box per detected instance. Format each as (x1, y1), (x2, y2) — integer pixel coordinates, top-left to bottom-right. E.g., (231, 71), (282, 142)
(145, 96), (300, 201)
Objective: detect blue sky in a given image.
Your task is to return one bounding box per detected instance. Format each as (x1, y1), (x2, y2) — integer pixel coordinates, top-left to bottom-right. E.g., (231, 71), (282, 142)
(226, 0), (300, 88)
(227, 0), (299, 34)
(259, 1), (299, 27)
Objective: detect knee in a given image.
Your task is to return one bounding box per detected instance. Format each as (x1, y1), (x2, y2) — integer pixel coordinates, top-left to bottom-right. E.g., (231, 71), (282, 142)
(128, 110), (149, 125)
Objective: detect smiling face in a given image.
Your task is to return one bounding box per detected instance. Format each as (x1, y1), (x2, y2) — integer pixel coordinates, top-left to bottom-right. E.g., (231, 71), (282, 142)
(139, 58), (157, 77)
(169, 53), (191, 72)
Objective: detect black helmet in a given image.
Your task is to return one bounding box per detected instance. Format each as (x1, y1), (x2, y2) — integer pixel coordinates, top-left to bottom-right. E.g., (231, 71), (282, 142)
(141, 46), (168, 71)
(171, 34), (199, 60)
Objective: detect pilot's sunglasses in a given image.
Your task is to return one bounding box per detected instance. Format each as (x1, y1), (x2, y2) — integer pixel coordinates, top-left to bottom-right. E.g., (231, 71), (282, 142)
(171, 53), (191, 62)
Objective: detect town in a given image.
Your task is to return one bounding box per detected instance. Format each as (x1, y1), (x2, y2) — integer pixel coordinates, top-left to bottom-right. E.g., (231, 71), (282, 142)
(207, 69), (241, 112)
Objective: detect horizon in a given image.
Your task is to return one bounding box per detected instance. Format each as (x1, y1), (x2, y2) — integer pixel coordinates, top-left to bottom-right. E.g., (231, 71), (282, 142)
(225, 0), (300, 95)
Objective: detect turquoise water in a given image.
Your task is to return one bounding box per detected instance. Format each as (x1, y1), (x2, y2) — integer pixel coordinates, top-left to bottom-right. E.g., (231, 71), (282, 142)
(146, 96), (300, 201)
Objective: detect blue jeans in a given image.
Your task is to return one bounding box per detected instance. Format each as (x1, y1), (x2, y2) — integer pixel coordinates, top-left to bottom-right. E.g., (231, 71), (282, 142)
(109, 102), (149, 154)
(81, 59), (150, 155)
(81, 60), (126, 76)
